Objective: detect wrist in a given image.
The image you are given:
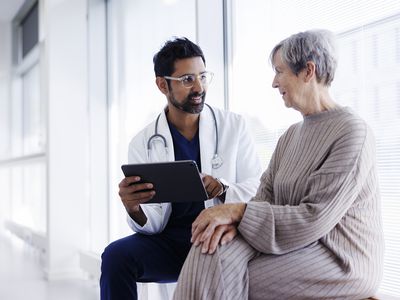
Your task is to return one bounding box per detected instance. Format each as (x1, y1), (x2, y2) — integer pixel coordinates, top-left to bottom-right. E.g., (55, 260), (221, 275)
(128, 206), (147, 226)
(216, 178), (229, 200)
(234, 203), (246, 223)
(228, 203), (246, 223)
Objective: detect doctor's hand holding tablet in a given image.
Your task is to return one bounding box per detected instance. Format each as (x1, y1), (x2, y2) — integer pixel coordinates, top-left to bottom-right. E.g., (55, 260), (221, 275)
(118, 176), (155, 226)
(119, 160), (228, 224)
(200, 174), (228, 200)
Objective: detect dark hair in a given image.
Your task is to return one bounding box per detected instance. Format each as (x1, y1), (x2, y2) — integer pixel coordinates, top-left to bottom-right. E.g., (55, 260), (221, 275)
(153, 37), (206, 77)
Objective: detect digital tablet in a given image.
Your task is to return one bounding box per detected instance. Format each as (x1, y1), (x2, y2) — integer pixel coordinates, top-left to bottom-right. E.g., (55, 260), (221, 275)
(121, 160), (208, 203)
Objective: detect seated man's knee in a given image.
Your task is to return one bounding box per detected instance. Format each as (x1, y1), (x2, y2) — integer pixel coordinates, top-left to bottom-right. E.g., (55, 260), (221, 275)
(101, 239), (139, 277)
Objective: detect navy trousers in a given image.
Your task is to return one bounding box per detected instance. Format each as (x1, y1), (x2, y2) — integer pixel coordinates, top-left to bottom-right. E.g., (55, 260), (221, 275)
(100, 226), (192, 300)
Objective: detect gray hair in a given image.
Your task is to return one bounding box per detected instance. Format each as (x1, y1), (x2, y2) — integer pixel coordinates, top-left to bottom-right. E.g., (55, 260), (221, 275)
(270, 29), (337, 86)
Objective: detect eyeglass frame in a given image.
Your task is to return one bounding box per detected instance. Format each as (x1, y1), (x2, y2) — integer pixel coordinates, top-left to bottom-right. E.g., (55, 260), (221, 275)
(163, 71), (214, 88)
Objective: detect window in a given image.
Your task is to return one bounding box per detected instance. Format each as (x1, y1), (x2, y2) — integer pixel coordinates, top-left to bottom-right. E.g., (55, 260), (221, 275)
(1, 0), (47, 234)
(9, 62), (46, 233)
(22, 63), (44, 155)
(21, 2), (38, 58)
(229, 0), (400, 296)
(11, 1), (43, 157)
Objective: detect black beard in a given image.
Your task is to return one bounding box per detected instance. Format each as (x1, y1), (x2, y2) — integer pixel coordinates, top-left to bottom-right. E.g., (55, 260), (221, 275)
(169, 92), (206, 114)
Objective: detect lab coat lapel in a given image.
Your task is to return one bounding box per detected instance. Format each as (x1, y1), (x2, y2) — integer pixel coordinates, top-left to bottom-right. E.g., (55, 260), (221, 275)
(199, 106), (215, 176)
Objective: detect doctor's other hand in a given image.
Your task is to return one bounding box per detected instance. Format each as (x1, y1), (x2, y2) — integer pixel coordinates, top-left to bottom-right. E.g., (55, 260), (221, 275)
(201, 174), (224, 199)
(118, 176), (155, 225)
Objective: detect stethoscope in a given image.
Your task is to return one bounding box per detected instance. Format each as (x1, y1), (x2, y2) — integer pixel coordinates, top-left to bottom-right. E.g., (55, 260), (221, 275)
(147, 103), (223, 169)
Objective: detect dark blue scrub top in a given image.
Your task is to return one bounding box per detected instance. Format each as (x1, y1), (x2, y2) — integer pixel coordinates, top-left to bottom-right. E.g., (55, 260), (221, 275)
(166, 121), (205, 229)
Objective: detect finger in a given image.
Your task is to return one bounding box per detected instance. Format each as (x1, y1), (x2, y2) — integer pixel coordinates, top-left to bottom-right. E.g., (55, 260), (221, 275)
(220, 226), (237, 245)
(206, 182), (216, 195)
(191, 218), (211, 245)
(199, 222), (218, 244)
(119, 183), (150, 199)
(120, 176), (141, 187)
(191, 223), (206, 246)
(207, 178), (222, 196)
(126, 190), (156, 202)
(209, 184), (222, 198)
(129, 183), (154, 193)
(205, 181), (218, 197)
(202, 175), (212, 187)
(197, 222), (217, 253)
(201, 234), (211, 254)
(191, 210), (205, 237)
(208, 225), (226, 254)
(123, 191), (155, 212)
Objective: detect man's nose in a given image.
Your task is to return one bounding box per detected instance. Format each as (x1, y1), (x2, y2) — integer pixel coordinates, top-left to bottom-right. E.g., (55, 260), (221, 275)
(192, 76), (204, 92)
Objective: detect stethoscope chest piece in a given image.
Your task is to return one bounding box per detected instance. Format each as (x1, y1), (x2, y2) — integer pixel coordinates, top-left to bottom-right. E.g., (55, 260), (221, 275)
(211, 154), (223, 169)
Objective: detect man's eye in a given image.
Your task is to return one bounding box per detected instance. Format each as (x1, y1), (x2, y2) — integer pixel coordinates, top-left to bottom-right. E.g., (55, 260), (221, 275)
(182, 75), (195, 83)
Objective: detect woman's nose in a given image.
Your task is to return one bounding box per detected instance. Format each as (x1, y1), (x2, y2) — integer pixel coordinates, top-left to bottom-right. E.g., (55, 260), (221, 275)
(272, 76), (278, 88)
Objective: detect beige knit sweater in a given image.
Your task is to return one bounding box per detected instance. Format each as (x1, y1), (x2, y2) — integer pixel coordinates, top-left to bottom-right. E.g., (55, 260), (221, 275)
(239, 106), (384, 298)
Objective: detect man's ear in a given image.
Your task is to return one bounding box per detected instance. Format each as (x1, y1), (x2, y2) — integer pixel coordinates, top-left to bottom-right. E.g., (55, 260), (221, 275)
(156, 77), (169, 95)
(304, 61), (316, 82)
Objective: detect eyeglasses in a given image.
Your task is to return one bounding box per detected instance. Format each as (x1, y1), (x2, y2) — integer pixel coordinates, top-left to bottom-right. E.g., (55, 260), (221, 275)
(164, 71), (214, 88)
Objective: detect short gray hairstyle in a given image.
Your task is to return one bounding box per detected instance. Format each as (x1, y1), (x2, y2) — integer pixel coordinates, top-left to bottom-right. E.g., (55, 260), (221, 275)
(270, 29), (337, 86)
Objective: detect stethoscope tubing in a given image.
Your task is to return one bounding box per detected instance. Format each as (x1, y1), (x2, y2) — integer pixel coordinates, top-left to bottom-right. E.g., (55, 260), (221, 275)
(147, 104), (222, 169)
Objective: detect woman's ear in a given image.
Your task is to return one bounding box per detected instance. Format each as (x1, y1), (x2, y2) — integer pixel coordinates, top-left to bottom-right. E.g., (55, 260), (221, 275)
(156, 77), (169, 95)
(304, 61), (316, 82)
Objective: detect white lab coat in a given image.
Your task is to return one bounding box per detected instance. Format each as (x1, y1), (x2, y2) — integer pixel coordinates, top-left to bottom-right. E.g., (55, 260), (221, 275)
(126, 105), (262, 234)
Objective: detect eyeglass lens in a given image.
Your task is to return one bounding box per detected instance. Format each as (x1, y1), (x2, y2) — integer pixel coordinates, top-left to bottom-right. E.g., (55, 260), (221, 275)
(182, 73), (212, 87)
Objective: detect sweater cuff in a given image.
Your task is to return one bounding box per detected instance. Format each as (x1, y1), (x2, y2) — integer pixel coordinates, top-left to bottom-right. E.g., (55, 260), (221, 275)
(238, 201), (271, 245)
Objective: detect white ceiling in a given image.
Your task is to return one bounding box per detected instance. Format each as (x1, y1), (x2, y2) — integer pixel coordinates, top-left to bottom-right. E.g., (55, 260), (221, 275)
(0, 0), (25, 22)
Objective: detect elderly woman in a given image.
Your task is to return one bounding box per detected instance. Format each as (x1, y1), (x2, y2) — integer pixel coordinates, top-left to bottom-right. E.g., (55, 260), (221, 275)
(172, 30), (384, 300)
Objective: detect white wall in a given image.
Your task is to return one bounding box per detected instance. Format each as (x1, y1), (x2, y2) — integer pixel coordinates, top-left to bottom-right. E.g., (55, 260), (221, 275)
(43, 0), (90, 279)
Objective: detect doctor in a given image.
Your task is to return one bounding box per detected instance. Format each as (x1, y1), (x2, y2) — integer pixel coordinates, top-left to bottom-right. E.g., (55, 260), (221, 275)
(100, 37), (262, 300)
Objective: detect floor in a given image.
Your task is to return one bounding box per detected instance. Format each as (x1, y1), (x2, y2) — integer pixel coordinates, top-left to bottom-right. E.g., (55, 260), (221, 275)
(0, 231), (99, 300)
(1, 228), (397, 300)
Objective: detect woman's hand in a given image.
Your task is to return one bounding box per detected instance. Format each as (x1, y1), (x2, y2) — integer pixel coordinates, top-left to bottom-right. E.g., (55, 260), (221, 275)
(200, 224), (238, 254)
(191, 203), (246, 254)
